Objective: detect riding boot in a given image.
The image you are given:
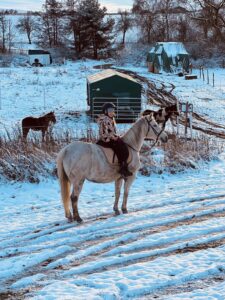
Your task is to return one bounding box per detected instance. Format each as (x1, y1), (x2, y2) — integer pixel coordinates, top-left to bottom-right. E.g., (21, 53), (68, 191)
(119, 162), (133, 178)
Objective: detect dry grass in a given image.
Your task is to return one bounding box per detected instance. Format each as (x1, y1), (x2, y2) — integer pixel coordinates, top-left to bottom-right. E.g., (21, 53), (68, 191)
(0, 128), (223, 182)
(0, 126), (97, 183)
(140, 133), (224, 176)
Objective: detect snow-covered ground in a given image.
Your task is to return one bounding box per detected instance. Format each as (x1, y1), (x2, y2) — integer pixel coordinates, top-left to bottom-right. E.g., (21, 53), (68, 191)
(118, 65), (225, 125)
(0, 60), (225, 133)
(1, 60), (225, 299)
(1, 153), (225, 299)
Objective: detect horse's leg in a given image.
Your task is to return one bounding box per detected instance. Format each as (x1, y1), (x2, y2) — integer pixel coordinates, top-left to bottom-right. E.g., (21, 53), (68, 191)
(71, 179), (85, 223)
(42, 129), (45, 142)
(121, 175), (136, 214)
(113, 178), (123, 215)
(22, 127), (29, 140)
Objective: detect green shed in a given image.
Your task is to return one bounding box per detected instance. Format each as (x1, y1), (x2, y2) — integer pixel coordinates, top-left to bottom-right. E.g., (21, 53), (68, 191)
(147, 42), (190, 73)
(87, 69), (142, 122)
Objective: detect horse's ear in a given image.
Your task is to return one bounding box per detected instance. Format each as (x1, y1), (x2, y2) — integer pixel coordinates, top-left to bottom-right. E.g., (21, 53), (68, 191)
(145, 113), (153, 121)
(141, 110), (151, 116)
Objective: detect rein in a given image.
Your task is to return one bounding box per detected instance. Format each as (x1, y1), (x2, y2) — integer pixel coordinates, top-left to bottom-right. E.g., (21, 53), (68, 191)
(145, 117), (164, 150)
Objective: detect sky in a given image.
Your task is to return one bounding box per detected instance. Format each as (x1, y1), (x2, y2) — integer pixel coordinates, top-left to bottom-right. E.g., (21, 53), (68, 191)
(0, 0), (133, 12)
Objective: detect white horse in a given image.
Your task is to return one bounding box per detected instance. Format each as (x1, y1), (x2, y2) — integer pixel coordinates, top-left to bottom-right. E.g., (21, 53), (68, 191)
(57, 114), (168, 222)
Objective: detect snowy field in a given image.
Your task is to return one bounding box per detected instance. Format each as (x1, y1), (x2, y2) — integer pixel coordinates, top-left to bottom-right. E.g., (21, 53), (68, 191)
(1, 60), (225, 299)
(0, 60), (225, 133)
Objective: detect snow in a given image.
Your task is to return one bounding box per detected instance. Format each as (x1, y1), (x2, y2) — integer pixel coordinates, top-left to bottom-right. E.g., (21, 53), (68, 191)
(0, 59), (225, 298)
(159, 42), (189, 56)
(150, 42), (189, 57)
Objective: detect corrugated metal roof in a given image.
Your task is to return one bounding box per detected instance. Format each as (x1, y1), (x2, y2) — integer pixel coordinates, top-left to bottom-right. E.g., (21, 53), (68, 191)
(149, 42), (189, 57)
(87, 69), (141, 85)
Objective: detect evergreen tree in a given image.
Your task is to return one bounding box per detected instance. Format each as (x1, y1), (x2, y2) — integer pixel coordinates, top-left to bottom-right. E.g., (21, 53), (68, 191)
(40, 0), (64, 47)
(76, 0), (115, 59)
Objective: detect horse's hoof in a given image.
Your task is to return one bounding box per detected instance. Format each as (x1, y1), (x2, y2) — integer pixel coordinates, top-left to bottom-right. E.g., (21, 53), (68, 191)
(75, 216), (83, 223)
(66, 214), (73, 222)
(122, 208), (128, 214)
(114, 209), (120, 216)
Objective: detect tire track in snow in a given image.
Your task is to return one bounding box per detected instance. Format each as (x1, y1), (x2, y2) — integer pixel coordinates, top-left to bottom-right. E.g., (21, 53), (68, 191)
(1, 192), (225, 251)
(2, 195), (225, 259)
(3, 199), (225, 292)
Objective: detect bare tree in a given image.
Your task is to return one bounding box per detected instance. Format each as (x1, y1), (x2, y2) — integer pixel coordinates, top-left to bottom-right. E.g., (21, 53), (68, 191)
(158, 0), (174, 41)
(191, 0), (225, 42)
(0, 11), (7, 53)
(117, 9), (133, 45)
(16, 12), (36, 44)
(7, 19), (14, 52)
(132, 0), (158, 43)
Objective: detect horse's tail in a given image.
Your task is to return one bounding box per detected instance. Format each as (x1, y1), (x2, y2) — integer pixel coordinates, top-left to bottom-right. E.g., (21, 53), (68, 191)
(57, 150), (71, 219)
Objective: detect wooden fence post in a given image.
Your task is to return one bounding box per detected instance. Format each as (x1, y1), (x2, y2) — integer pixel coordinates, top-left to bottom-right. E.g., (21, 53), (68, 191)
(185, 102), (189, 139)
(43, 86), (46, 110)
(0, 81), (1, 110)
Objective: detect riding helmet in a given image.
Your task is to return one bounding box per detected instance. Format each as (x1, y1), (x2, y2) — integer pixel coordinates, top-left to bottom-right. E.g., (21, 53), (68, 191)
(102, 102), (116, 114)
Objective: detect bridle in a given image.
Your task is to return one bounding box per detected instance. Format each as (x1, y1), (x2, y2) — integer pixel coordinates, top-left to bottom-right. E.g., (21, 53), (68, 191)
(145, 117), (165, 149)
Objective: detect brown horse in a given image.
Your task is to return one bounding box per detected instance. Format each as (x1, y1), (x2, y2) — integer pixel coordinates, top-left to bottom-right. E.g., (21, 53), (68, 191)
(22, 111), (56, 140)
(142, 104), (179, 129)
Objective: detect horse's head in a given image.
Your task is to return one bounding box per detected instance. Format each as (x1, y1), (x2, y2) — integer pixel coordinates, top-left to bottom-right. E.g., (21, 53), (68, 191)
(143, 104), (180, 128)
(144, 114), (168, 143)
(48, 112), (56, 124)
(165, 104), (180, 118)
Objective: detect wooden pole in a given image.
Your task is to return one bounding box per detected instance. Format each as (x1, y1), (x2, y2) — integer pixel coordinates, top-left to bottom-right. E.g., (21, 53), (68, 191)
(0, 81), (1, 110)
(189, 111), (193, 140)
(176, 116), (180, 137)
(199, 67), (201, 79)
(185, 102), (188, 139)
(43, 86), (46, 110)
(202, 68), (205, 81)
(213, 73), (215, 87)
(207, 69), (209, 84)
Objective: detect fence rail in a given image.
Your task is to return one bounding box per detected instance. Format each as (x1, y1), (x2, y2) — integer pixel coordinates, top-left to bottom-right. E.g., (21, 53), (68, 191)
(91, 97), (142, 123)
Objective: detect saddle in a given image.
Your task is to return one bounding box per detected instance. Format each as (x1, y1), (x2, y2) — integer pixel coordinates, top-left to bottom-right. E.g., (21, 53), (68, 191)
(97, 144), (132, 166)
(99, 146), (119, 165)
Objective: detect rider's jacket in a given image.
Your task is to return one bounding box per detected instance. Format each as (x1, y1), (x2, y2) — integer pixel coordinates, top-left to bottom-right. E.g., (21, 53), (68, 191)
(97, 115), (118, 142)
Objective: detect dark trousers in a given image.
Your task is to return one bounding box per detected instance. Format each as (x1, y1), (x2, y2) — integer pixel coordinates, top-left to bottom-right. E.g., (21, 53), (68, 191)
(96, 138), (129, 165)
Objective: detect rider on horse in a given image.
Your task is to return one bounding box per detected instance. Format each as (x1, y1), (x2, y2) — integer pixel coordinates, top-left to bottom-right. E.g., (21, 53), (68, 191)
(97, 102), (133, 179)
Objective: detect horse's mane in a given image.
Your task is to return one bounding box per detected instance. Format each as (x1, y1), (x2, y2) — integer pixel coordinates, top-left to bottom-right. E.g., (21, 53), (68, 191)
(45, 111), (54, 116)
